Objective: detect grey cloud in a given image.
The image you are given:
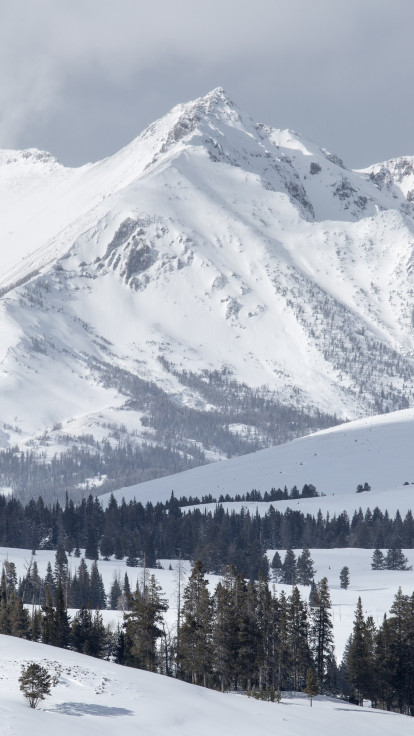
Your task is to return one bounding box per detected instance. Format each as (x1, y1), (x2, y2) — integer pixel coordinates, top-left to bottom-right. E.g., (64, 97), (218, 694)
(2, 0), (414, 167)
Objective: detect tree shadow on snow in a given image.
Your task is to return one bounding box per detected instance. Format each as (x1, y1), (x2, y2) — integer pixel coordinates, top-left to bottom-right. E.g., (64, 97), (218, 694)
(50, 702), (134, 717)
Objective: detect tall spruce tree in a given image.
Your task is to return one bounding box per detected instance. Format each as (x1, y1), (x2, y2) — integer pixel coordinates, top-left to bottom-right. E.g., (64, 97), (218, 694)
(212, 566), (239, 692)
(296, 549), (315, 586)
(281, 549), (297, 585)
(177, 560), (213, 686)
(347, 597), (374, 705)
(287, 586), (312, 691)
(124, 575), (167, 672)
(339, 566), (350, 589)
(309, 577), (334, 691)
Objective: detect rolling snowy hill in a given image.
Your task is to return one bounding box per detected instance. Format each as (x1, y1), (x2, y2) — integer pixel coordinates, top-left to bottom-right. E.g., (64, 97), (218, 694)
(1, 635), (412, 736)
(100, 406), (414, 518)
(3, 88), (414, 498)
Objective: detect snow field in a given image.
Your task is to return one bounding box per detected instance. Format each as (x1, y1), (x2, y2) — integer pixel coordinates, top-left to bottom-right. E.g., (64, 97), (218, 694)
(0, 634), (412, 736)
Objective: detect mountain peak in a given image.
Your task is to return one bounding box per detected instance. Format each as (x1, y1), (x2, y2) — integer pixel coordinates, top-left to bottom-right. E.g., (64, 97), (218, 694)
(163, 86), (245, 136)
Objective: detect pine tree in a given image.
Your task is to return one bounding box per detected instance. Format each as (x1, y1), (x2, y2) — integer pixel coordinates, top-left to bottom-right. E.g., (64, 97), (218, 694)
(109, 575), (122, 609)
(303, 667), (318, 706)
(309, 577), (334, 691)
(123, 572), (132, 610)
(296, 548), (315, 585)
(19, 662), (53, 709)
(385, 548), (411, 571)
(281, 549), (297, 585)
(371, 548), (386, 570)
(43, 561), (55, 603)
(53, 578), (71, 648)
(124, 575), (167, 672)
(287, 587), (312, 691)
(72, 605), (93, 654)
(41, 586), (55, 644)
(54, 542), (68, 587)
(177, 560), (213, 686)
(212, 566), (239, 692)
(347, 597), (373, 705)
(275, 590), (291, 691)
(339, 566), (350, 589)
(9, 592), (31, 639)
(271, 551), (283, 582)
(89, 560), (107, 609)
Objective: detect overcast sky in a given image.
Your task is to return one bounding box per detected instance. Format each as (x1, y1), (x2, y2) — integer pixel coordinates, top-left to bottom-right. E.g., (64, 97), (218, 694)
(2, 0), (414, 169)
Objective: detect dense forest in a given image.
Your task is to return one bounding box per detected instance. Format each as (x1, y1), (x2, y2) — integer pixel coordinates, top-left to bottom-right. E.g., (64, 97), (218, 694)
(1, 491), (414, 579)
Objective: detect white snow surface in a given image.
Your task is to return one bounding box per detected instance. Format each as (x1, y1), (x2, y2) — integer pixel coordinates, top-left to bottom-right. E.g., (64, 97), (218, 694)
(0, 634), (412, 736)
(2, 88), (414, 453)
(100, 406), (414, 518)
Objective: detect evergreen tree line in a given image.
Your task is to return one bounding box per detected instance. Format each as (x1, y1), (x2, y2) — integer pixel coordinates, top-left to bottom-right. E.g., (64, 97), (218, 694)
(1, 493), (414, 578)
(16, 548), (107, 610)
(177, 483), (319, 506)
(341, 589), (414, 715)
(0, 562), (108, 657)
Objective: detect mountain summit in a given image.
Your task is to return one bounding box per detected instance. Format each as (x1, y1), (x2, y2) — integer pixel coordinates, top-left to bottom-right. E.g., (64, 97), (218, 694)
(1, 89), (414, 498)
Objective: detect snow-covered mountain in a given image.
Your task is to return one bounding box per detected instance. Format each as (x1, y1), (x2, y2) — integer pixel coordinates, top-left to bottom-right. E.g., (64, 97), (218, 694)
(2, 88), (414, 496)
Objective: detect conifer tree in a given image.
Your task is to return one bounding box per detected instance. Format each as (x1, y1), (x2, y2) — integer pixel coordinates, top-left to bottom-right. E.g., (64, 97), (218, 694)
(53, 578), (71, 648)
(54, 542), (68, 587)
(89, 560), (107, 609)
(385, 548), (411, 571)
(124, 575), (167, 672)
(212, 566), (239, 692)
(281, 549), (297, 585)
(9, 592), (31, 639)
(303, 667), (318, 706)
(309, 577), (334, 690)
(339, 566), (350, 589)
(41, 586), (55, 644)
(287, 587), (312, 691)
(72, 605), (93, 654)
(19, 662), (53, 709)
(43, 562), (55, 603)
(371, 548), (385, 570)
(296, 548), (315, 586)
(347, 597), (373, 705)
(275, 590), (291, 691)
(177, 560), (213, 686)
(109, 575), (122, 609)
(271, 551), (283, 583)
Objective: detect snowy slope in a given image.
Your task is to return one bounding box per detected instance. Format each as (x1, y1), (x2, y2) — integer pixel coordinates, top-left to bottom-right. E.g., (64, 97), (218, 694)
(1, 635), (412, 736)
(2, 88), (414, 480)
(100, 407), (414, 517)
